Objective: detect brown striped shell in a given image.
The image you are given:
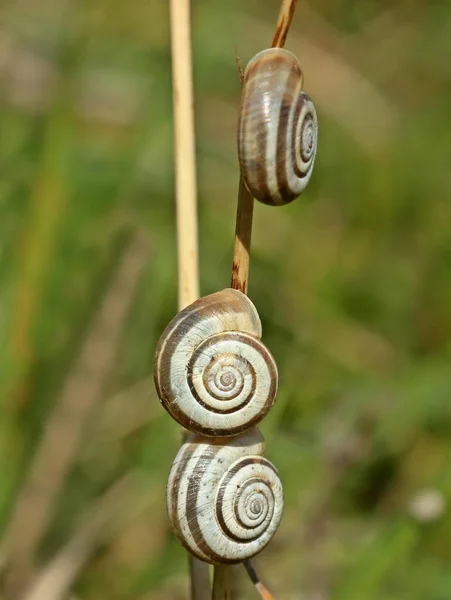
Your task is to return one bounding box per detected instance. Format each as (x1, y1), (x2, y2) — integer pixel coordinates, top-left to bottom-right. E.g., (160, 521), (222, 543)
(167, 428), (284, 564)
(238, 48), (318, 206)
(153, 289), (278, 437)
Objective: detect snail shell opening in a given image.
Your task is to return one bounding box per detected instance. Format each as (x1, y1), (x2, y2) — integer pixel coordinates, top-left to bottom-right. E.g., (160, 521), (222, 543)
(167, 428), (284, 564)
(153, 289), (278, 436)
(238, 47), (318, 206)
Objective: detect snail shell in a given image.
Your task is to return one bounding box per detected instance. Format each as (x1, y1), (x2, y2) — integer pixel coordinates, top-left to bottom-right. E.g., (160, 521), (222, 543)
(167, 427), (284, 564)
(153, 289), (278, 437)
(238, 48), (318, 206)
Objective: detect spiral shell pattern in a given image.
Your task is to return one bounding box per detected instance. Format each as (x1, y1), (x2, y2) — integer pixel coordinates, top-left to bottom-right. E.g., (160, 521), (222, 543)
(168, 428), (284, 564)
(238, 47), (318, 206)
(154, 289), (278, 436)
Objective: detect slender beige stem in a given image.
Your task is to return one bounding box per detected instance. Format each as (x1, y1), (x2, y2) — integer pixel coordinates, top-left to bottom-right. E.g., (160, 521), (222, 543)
(170, 0), (200, 310)
(169, 1), (210, 599)
(272, 0), (298, 48)
(230, 178), (254, 294)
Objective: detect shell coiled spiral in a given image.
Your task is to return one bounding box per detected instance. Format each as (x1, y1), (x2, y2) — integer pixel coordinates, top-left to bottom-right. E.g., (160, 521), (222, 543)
(238, 47), (318, 206)
(168, 428), (284, 564)
(154, 289), (278, 437)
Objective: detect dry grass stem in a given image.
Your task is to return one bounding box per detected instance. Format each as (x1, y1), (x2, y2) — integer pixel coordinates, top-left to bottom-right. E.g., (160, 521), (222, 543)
(272, 0), (298, 48)
(170, 0), (200, 310)
(230, 179), (254, 294)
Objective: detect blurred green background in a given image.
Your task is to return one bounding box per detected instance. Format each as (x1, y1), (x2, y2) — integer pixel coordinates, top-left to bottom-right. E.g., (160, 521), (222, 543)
(1, 0), (451, 598)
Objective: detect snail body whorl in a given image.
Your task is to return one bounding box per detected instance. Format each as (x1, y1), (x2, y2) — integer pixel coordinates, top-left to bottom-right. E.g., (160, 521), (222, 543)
(238, 48), (318, 206)
(153, 289), (278, 437)
(167, 428), (284, 564)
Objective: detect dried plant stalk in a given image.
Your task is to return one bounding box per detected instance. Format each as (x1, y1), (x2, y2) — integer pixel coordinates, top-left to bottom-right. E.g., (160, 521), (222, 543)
(272, 0), (298, 48)
(230, 178), (254, 294)
(170, 0), (200, 310)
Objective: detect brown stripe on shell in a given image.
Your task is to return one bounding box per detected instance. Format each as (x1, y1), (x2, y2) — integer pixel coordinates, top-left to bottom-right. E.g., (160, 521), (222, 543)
(216, 457), (279, 543)
(243, 50), (291, 83)
(190, 341), (278, 436)
(233, 479), (271, 529)
(239, 50), (296, 204)
(185, 449), (277, 564)
(185, 445), (234, 564)
(186, 332), (264, 415)
(227, 349), (278, 434)
(300, 101), (315, 163)
(168, 430), (268, 564)
(153, 289), (261, 435)
(238, 47), (317, 206)
(275, 65), (304, 204)
(168, 441), (201, 558)
(291, 90), (305, 178)
(291, 91), (314, 179)
(238, 62), (271, 203)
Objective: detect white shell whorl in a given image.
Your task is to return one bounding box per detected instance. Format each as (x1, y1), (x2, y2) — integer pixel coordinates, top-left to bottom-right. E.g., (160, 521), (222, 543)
(167, 428), (284, 564)
(238, 47), (318, 206)
(153, 289), (278, 436)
